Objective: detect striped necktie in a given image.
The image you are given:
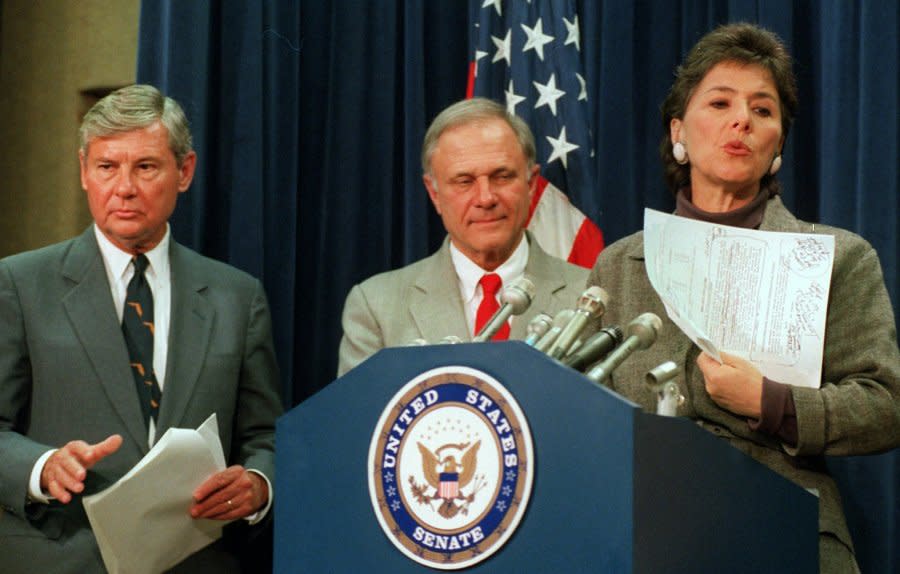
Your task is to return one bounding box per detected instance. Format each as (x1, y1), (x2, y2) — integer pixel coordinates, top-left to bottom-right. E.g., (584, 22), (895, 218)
(122, 254), (162, 427)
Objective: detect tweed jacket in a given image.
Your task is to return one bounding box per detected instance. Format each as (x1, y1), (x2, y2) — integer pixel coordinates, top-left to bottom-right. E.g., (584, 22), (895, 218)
(585, 195), (900, 559)
(0, 227), (283, 573)
(337, 232), (590, 376)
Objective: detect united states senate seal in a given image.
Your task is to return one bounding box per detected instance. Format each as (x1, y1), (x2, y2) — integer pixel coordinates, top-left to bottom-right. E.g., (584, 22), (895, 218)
(368, 366), (534, 569)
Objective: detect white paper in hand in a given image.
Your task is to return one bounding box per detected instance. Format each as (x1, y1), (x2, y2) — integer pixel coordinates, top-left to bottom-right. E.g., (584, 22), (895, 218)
(643, 208), (834, 388)
(83, 414), (227, 574)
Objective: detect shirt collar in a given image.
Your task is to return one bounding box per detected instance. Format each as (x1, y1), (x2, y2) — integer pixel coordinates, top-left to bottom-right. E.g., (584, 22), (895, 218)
(93, 224), (171, 283)
(449, 234), (530, 304)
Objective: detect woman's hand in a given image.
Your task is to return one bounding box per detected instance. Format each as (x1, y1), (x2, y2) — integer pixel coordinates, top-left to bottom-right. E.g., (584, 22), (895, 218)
(696, 351), (763, 418)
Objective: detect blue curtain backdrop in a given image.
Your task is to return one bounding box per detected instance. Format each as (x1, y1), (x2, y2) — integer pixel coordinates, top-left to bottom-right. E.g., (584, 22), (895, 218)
(137, 1), (898, 571)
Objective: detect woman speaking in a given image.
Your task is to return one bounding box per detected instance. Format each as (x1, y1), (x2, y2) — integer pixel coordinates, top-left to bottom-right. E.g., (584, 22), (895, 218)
(586, 22), (900, 573)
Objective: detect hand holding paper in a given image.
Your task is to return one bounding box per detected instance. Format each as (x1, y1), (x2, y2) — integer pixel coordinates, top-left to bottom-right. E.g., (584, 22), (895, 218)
(696, 351), (764, 418)
(83, 414), (230, 574)
(191, 464), (269, 520)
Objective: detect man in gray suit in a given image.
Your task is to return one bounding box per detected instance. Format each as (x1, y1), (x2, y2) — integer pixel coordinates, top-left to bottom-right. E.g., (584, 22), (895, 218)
(0, 85), (283, 572)
(338, 98), (590, 376)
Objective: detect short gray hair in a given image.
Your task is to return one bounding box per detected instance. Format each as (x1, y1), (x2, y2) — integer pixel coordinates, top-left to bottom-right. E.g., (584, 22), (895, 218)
(79, 84), (194, 166)
(421, 98), (536, 176)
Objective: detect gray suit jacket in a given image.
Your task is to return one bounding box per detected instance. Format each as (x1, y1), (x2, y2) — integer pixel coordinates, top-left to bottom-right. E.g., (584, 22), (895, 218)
(0, 227), (283, 573)
(586, 196), (900, 565)
(337, 233), (589, 375)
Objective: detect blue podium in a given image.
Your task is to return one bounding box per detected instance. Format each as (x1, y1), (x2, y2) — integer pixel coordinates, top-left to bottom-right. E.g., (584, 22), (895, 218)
(275, 342), (818, 572)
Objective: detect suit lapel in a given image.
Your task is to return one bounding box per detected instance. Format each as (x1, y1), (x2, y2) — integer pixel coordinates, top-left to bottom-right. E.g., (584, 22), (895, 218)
(409, 240), (470, 342)
(512, 235), (570, 339)
(61, 229), (149, 452)
(156, 242), (214, 434)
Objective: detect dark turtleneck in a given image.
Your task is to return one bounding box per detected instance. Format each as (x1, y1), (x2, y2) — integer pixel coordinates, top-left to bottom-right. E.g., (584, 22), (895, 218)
(674, 186), (771, 229)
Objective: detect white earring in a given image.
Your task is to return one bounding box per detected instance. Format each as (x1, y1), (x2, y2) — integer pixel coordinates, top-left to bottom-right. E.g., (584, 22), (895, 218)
(769, 155), (782, 175)
(673, 141), (688, 165)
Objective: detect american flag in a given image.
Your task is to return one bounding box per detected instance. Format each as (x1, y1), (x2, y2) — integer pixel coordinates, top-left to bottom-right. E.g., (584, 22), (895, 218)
(468, 0), (604, 268)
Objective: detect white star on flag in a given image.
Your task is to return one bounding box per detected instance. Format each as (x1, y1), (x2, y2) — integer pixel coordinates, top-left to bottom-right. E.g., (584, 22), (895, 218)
(533, 73), (565, 116)
(492, 29), (511, 65)
(563, 15), (580, 51)
(482, 0), (502, 17)
(546, 126), (579, 169)
(505, 80), (527, 115)
(521, 18), (554, 61)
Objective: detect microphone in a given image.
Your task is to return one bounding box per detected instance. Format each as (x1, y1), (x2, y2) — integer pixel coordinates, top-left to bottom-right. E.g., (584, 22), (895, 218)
(585, 312), (663, 384)
(533, 309), (574, 352)
(546, 286), (609, 360)
(472, 277), (536, 342)
(561, 325), (623, 371)
(645, 361), (683, 417)
(523, 312), (553, 346)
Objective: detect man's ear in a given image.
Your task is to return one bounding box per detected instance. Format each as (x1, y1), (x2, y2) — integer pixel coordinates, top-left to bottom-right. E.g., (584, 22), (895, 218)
(177, 151), (197, 193)
(423, 174), (442, 215)
(79, 149), (88, 191)
(528, 164), (540, 198)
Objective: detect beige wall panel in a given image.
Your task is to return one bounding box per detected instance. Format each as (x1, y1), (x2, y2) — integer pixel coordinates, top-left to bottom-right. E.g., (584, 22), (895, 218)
(0, 0), (139, 257)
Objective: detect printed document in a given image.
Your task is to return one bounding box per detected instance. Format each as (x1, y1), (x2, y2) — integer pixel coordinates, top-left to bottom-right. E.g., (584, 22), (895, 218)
(83, 414), (227, 574)
(643, 208), (834, 388)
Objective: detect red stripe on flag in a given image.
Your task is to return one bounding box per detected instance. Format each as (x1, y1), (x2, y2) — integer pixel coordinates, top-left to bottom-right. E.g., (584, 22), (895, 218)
(466, 61), (476, 99)
(525, 175), (549, 227)
(567, 218), (604, 269)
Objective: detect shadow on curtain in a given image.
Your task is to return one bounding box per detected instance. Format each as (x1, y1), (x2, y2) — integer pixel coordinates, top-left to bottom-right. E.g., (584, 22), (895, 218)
(137, 1), (897, 572)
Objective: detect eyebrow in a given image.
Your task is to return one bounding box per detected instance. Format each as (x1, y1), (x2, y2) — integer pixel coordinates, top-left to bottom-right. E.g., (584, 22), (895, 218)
(703, 85), (778, 101)
(449, 166), (517, 179)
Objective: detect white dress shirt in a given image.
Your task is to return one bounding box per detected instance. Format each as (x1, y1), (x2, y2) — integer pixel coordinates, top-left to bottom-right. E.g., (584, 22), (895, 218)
(448, 234), (529, 336)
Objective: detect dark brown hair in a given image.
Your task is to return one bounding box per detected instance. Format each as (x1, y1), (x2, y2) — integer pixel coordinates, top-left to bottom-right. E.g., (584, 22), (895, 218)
(660, 23), (798, 195)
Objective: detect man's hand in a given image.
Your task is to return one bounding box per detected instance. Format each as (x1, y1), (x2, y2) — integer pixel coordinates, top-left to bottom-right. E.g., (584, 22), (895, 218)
(696, 351), (764, 418)
(41, 434), (123, 503)
(190, 465), (268, 521)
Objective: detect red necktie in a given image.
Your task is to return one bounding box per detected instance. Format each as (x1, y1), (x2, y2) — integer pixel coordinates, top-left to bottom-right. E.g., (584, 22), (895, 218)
(474, 273), (510, 341)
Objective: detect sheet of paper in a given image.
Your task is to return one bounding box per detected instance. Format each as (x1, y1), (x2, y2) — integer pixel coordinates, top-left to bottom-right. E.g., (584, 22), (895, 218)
(83, 414), (227, 574)
(643, 208), (834, 388)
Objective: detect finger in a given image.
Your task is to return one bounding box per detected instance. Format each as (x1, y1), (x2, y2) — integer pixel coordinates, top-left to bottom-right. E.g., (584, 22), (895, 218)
(191, 491), (255, 520)
(61, 440), (93, 462)
(42, 450), (86, 493)
(46, 477), (74, 504)
(43, 461), (85, 503)
(50, 465), (87, 495)
(86, 435), (123, 465)
(190, 486), (241, 518)
(695, 352), (718, 374)
(193, 466), (242, 502)
(193, 495), (244, 520)
(53, 451), (89, 483)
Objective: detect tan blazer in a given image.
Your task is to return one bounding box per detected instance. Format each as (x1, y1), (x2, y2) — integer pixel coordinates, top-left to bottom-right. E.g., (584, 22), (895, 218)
(337, 232), (590, 376)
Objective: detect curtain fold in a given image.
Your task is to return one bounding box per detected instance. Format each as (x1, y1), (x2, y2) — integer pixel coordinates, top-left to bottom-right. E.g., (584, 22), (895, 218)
(137, 1), (897, 571)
